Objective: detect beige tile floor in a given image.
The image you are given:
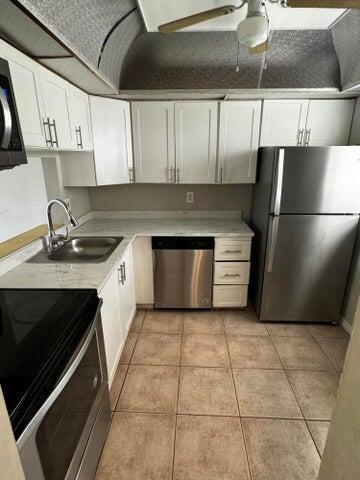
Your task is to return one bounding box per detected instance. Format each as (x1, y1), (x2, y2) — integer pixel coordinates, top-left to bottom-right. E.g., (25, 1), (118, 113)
(96, 307), (350, 480)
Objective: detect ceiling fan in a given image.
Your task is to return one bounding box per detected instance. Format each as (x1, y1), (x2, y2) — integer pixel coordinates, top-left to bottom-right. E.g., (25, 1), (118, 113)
(158, 0), (359, 54)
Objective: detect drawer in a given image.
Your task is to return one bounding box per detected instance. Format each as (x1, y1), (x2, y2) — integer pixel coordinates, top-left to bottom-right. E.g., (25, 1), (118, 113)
(213, 285), (248, 308)
(214, 262), (250, 285)
(215, 238), (251, 261)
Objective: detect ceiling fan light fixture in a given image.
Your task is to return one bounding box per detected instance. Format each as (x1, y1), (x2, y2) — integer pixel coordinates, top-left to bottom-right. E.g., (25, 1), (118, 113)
(236, 14), (268, 48)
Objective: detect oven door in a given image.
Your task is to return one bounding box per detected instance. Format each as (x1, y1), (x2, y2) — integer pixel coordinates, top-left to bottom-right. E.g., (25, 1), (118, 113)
(17, 304), (108, 480)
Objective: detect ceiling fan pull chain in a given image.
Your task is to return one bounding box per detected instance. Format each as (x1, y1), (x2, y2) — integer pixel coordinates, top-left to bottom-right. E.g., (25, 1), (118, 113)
(236, 40), (240, 72)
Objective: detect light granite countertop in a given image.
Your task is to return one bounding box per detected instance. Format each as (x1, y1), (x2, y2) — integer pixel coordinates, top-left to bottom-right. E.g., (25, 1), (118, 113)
(0, 216), (253, 291)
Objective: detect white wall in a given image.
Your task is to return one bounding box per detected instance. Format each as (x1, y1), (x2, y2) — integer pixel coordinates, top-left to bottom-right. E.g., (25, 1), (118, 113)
(0, 157), (48, 242)
(0, 154), (91, 244)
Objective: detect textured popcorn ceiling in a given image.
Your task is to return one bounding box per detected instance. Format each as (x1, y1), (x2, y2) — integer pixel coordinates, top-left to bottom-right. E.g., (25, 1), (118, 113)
(121, 30), (340, 90)
(0, 0), (346, 92)
(17, 0), (137, 66)
(331, 10), (360, 91)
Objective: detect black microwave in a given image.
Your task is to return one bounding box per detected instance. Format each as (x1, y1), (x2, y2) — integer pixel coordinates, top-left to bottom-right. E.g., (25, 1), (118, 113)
(0, 57), (27, 170)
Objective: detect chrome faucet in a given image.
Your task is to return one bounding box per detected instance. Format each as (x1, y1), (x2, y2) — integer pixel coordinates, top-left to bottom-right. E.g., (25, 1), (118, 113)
(45, 198), (79, 253)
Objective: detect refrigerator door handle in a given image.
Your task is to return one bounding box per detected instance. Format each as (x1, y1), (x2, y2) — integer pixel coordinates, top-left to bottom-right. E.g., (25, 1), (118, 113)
(273, 148), (285, 216)
(267, 215), (279, 273)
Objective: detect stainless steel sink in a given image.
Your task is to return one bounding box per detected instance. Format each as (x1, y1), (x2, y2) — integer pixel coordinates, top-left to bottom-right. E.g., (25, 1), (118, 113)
(27, 236), (124, 264)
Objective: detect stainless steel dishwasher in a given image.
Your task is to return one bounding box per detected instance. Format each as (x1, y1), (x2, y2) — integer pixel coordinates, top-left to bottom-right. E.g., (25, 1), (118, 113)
(152, 237), (214, 309)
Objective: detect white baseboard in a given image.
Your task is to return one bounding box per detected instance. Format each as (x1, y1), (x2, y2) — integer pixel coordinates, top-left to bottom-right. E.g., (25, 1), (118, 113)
(340, 315), (352, 334)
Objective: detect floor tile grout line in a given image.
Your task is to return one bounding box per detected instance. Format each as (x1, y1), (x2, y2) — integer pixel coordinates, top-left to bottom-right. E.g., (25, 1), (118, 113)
(109, 408), (330, 422)
(312, 334), (342, 375)
(112, 363), (130, 412)
(172, 313), (184, 480)
(222, 312), (253, 480)
(114, 308), (146, 410)
(267, 332), (324, 460)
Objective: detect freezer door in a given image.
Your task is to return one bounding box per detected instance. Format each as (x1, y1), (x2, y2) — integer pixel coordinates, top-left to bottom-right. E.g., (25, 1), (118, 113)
(260, 214), (358, 322)
(271, 147), (360, 214)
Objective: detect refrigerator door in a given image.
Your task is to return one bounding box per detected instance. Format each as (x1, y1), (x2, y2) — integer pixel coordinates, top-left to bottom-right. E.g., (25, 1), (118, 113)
(270, 147), (360, 215)
(260, 214), (358, 322)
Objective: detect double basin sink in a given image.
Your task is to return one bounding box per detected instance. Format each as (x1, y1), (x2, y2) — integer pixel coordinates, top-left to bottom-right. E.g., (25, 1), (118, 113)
(27, 237), (124, 264)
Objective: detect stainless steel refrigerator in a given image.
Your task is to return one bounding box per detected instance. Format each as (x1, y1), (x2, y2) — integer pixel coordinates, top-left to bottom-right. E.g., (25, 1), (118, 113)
(250, 146), (360, 323)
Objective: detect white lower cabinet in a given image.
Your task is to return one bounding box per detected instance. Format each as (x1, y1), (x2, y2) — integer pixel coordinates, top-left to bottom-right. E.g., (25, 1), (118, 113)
(99, 244), (136, 387)
(213, 285), (248, 308)
(118, 243), (136, 335)
(133, 237), (154, 305)
(99, 267), (124, 385)
(213, 237), (252, 308)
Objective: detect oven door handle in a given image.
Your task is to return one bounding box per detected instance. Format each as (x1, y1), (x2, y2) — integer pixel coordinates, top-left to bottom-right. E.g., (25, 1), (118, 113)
(17, 300), (103, 449)
(0, 88), (12, 149)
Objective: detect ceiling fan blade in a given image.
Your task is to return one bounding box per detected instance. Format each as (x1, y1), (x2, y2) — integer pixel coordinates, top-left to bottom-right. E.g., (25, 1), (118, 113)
(286, 0), (360, 8)
(249, 41), (268, 54)
(158, 5), (237, 33)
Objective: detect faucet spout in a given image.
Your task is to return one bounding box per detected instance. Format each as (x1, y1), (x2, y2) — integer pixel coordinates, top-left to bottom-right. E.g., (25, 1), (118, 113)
(46, 199), (79, 252)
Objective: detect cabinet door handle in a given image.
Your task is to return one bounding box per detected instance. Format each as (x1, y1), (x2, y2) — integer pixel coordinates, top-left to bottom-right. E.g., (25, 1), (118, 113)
(50, 119), (59, 147)
(78, 125), (83, 148)
(224, 249), (242, 254)
(219, 166), (224, 184)
(305, 128), (311, 146)
(75, 127), (81, 148)
(43, 117), (53, 147)
(297, 128), (304, 146)
(121, 262), (126, 282)
(168, 166), (173, 183)
(224, 273), (240, 277)
(118, 266), (124, 285)
(0, 88), (12, 149)
(176, 167), (180, 183)
(129, 167), (135, 183)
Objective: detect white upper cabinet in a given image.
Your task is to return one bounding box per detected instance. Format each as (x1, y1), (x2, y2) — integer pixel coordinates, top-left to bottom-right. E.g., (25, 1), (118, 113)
(305, 99), (355, 146)
(40, 69), (74, 149)
(260, 99), (308, 147)
(68, 86), (93, 151)
(218, 101), (261, 184)
(132, 101), (175, 183)
(0, 41), (46, 149)
(175, 102), (218, 184)
(90, 97), (133, 185)
(260, 99), (355, 147)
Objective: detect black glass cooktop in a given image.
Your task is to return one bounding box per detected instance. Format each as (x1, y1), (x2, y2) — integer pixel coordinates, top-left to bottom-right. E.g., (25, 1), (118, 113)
(0, 288), (99, 439)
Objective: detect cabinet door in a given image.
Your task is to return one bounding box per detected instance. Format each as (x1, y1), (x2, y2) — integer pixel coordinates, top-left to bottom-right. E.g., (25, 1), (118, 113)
(132, 101), (175, 183)
(306, 100), (355, 146)
(118, 244), (136, 335)
(260, 100), (308, 147)
(40, 69), (73, 149)
(218, 101), (261, 184)
(0, 41), (46, 148)
(175, 102), (218, 184)
(90, 97), (132, 185)
(133, 237), (154, 304)
(68, 86), (93, 150)
(99, 267), (124, 385)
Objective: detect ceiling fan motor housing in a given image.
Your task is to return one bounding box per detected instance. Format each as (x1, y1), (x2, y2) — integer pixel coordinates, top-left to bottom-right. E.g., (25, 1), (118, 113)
(237, 0), (269, 47)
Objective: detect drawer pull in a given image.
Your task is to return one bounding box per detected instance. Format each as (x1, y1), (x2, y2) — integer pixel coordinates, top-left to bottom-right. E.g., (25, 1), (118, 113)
(224, 273), (241, 277)
(224, 249), (242, 253)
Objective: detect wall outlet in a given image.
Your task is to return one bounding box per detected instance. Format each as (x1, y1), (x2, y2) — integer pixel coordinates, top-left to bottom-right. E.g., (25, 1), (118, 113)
(186, 192), (194, 203)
